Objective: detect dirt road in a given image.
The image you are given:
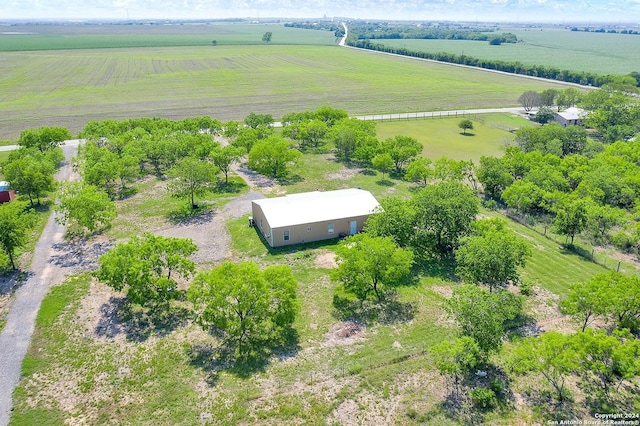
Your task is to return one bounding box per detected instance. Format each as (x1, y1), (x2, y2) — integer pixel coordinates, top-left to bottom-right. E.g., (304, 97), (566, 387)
(0, 143), (79, 426)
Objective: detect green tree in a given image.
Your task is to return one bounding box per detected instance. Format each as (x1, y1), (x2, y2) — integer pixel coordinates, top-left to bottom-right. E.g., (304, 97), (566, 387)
(405, 157), (433, 186)
(539, 89), (558, 108)
(299, 119), (329, 148)
(446, 285), (522, 359)
(477, 155), (513, 199)
(56, 183), (117, 236)
(585, 203), (625, 243)
(510, 331), (579, 402)
(262, 31), (273, 43)
(18, 126), (71, 152)
(553, 196), (588, 245)
(95, 233), (197, 308)
(458, 118), (474, 135)
(232, 128), (262, 153)
(606, 272), (640, 331)
(3, 154), (56, 207)
(532, 107), (555, 124)
(432, 336), (481, 393)
(365, 197), (417, 248)
(248, 136), (301, 178)
(559, 273), (611, 332)
(167, 157), (218, 208)
(188, 261), (298, 356)
(455, 219), (531, 292)
(244, 112), (274, 129)
(0, 202), (35, 270)
(413, 181), (479, 252)
(211, 145), (243, 185)
(371, 153), (394, 180)
(574, 329), (640, 395)
(556, 88), (582, 111)
(380, 135), (423, 173)
(327, 118), (376, 162)
(332, 234), (414, 301)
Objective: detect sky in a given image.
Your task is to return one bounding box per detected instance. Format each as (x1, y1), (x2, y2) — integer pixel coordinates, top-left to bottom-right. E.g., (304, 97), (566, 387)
(2, 0), (640, 23)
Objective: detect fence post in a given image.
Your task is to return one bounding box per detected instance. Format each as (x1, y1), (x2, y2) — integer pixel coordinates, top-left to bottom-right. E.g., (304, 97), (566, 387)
(617, 261), (621, 272)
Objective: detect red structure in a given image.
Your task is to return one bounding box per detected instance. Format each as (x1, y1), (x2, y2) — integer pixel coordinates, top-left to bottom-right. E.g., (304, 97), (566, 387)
(0, 181), (15, 203)
(0, 190), (15, 203)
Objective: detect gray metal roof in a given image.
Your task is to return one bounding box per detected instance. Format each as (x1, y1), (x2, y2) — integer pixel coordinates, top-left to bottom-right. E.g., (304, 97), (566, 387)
(252, 188), (381, 228)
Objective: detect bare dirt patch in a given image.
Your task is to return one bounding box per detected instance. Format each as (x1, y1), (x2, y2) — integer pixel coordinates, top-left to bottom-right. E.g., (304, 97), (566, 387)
(314, 250), (337, 268)
(327, 167), (362, 181)
(322, 321), (366, 347)
(521, 285), (576, 335)
(156, 190), (264, 265)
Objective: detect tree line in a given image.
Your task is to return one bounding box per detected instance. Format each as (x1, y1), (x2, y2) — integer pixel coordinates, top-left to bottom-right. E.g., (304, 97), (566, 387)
(346, 22), (517, 45)
(347, 39), (640, 88)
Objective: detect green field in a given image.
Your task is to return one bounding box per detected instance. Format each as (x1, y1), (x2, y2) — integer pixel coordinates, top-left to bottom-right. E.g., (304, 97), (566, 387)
(376, 28), (640, 75)
(376, 113), (532, 162)
(0, 43), (567, 138)
(0, 23), (338, 51)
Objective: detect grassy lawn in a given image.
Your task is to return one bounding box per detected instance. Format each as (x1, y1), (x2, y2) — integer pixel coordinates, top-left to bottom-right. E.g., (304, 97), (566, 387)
(376, 113), (533, 162)
(9, 199), (616, 424)
(377, 28), (640, 75)
(0, 44), (566, 138)
(106, 175), (248, 240)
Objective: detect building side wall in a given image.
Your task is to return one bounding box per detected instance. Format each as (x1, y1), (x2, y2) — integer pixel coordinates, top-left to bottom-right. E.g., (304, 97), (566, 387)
(251, 203), (274, 247)
(270, 215), (370, 248)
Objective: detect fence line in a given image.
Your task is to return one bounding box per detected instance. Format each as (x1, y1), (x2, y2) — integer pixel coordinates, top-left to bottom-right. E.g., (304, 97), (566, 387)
(356, 111), (479, 122)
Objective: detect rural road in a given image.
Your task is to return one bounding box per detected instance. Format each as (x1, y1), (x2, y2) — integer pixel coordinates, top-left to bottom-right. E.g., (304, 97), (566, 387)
(0, 142), (80, 426)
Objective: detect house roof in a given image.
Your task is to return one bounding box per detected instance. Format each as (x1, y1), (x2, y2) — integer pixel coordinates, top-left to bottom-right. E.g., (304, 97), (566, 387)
(252, 188), (381, 228)
(555, 107), (586, 121)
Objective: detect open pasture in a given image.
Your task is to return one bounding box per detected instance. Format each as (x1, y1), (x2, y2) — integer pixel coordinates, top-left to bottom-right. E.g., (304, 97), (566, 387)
(0, 23), (337, 51)
(375, 113), (532, 163)
(0, 44), (566, 138)
(376, 28), (640, 75)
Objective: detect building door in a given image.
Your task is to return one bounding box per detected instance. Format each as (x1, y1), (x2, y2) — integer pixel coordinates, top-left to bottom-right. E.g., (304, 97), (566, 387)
(349, 220), (357, 235)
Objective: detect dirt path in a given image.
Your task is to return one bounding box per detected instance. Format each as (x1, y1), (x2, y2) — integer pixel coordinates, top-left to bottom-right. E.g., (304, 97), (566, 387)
(156, 190), (264, 264)
(0, 143), (80, 426)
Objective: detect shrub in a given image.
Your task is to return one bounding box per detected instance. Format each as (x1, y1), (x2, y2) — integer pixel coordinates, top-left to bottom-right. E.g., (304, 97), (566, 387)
(471, 387), (498, 410)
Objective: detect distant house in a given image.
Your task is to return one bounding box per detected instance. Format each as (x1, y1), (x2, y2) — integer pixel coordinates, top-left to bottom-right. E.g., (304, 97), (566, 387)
(554, 107), (587, 127)
(0, 181), (15, 204)
(251, 188), (381, 248)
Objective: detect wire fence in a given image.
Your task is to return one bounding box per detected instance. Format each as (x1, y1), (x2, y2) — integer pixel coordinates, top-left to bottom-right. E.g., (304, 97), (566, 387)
(356, 111), (482, 122)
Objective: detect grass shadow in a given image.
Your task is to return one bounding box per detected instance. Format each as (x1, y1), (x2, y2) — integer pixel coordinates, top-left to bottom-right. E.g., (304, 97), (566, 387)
(117, 186), (138, 200)
(278, 174), (305, 186)
(414, 255), (458, 281)
(460, 132), (475, 137)
(359, 169), (377, 176)
(166, 203), (214, 225)
(332, 292), (416, 325)
(520, 384), (580, 423)
(187, 326), (300, 384)
(579, 376), (640, 415)
(95, 296), (191, 343)
(376, 179), (395, 186)
(213, 180), (246, 194)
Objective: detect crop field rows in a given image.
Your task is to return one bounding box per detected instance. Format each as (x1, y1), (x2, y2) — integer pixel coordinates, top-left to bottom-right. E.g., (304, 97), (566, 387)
(0, 45), (567, 138)
(0, 24), (338, 51)
(375, 28), (640, 75)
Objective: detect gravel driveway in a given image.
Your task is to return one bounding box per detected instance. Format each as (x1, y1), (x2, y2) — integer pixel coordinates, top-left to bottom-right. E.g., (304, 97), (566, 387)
(0, 143), (79, 426)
